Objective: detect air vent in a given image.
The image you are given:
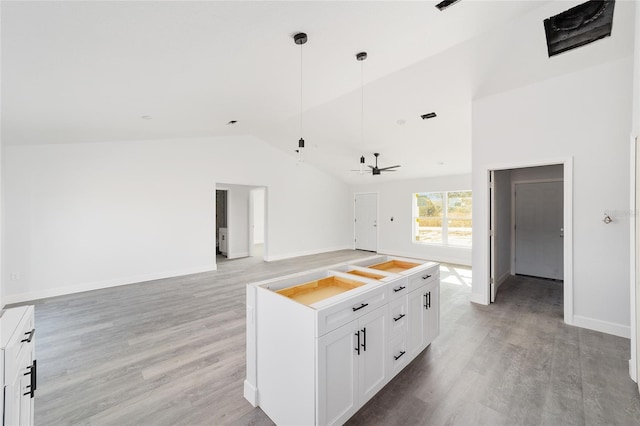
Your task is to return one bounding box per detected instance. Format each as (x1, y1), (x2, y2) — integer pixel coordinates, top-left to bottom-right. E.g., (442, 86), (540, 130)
(421, 112), (437, 120)
(544, 0), (615, 57)
(435, 0), (461, 11)
(227, 120), (238, 125)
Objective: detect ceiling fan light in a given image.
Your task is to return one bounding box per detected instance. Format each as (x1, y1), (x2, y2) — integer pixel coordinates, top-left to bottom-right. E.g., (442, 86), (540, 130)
(359, 155), (365, 174)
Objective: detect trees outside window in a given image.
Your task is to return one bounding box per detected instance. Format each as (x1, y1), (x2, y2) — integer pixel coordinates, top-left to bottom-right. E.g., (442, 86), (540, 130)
(413, 191), (472, 247)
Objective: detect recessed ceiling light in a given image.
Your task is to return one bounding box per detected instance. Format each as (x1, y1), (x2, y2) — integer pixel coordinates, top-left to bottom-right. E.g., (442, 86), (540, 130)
(141, 115), (152, 120)
(396, 119), (406, 126)
(227, 120), (238, 125)
(421, 112), (437, 120)
(436, 0), (462, 12)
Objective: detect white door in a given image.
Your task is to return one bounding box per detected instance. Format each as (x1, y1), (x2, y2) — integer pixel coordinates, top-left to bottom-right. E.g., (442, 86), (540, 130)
(317, 320), (359, 426)
(355, 193), (377, 252)
(515, 181), (563, 280)
(358, 306), (387, 405)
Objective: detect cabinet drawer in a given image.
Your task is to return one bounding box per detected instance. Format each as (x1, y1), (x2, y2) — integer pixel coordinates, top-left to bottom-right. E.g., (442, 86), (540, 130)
(407, 266), (439, 292)
(388, 277), (409, 301)
(3, 307), (35, 362)
(316, 286), (387, 337)
(389, 297), (408, 336)
(388, 335), (409, 376)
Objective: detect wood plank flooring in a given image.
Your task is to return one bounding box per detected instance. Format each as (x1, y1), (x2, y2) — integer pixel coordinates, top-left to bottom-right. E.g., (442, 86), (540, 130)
(12, 251), (640, 425)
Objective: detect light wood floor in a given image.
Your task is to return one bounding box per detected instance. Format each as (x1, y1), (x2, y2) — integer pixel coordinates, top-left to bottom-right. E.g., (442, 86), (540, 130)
(14, 250), (640, 425)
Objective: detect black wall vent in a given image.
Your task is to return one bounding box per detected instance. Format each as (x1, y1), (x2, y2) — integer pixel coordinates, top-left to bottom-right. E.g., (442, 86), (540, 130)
(544, 0), (615, 57)
(421, 112), (437, 120)
(435, 0), (461, 12)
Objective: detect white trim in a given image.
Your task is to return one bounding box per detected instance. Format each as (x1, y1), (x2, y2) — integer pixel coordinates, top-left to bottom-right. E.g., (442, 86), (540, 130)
(2, 264), (217, 305)
(510, 178), (564, 276)
(228, 251), (250, 260)
(481, 157), (574, 324)
(470, 293), (488, 305)
(631, 134), (638, 382)
(573, 315), (630, 339)
(376, 248), (471, 267)
(497, 271), (510, 286)
(263, 245), (353, 262)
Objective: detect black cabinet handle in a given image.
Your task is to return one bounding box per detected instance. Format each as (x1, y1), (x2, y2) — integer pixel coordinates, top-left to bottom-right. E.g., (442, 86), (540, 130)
(361, 328), (367, 352)
(424, 293), (428, 309)
(355, 331), (361, 355)
(393, 286), (406, 293)
(393, 314), (405, 322)
(428, 292), (432, 309)
(23, 360), (36, 398)
(31, 360), (37, 396)
(394, 351), (406, 361)
(21, 328), (35, 343)
(422, 274), (432, 280)
(352, 303), (369, 312)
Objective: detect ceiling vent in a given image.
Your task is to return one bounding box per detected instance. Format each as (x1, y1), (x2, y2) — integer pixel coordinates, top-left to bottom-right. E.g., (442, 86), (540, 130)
(435, 0), (462, 12)
(421, 112), (437, 120)
(544, 0), (615, 57)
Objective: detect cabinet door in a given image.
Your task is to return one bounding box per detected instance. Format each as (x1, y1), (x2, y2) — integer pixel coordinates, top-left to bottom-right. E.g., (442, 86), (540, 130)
(424, 284), (440, 346)
(358, 306), (387, 405)
(5, 348), (34, 426)
(317, 320), (359, 426)
(407, 287), (426, 356)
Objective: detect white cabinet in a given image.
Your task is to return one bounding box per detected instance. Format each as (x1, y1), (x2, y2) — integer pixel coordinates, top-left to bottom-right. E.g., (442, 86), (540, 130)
(246, 255), (439, 426)
(1, 306), (36, 426)
(317, 305), (387, 426)
(408, 279), (439, 358)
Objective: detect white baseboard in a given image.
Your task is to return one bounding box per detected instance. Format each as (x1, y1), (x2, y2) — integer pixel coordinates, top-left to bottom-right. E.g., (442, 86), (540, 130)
(376, 249), (472, 267)
(264, 245), (352, 262)
(630, 358), (637, 383)
(497, 271), (510, 286)
(2, 264), (217, 306)
(470, 292), (489, 305)
(244, 380), (258, 407)
(572, 314), (630, 339)
(228, 251), (250, 260)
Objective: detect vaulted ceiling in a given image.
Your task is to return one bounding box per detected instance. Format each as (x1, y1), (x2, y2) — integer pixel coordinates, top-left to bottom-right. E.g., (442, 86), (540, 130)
(1, 1), (635, 183)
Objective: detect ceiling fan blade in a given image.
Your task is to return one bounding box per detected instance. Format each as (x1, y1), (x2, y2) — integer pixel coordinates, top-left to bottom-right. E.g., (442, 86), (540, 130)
(368, 165), (375, 170)
(378, 165), (401, 171)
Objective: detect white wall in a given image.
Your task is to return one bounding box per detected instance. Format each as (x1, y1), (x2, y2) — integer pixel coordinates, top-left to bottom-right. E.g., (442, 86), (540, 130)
(494, 169), (511, 285)
(631, 0), (640, 383)
(252, 188), (265, 245)
(472, 56), (634, 338)
(350, 174), (472, 266)
(3, 135), (352, 304)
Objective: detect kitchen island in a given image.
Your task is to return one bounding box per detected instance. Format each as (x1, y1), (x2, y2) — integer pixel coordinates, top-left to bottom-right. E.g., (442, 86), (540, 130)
(245, 255), (440, 426)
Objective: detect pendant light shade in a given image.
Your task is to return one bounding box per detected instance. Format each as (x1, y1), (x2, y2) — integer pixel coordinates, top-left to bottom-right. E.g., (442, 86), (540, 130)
(294, 32), (308, 162)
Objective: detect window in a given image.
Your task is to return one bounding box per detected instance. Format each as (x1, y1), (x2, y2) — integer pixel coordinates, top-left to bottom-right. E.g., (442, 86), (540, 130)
(413, 191), (472, 247)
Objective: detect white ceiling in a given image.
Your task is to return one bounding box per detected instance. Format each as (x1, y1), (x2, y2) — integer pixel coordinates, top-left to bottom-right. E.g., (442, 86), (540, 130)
(1, 1), (636, 184)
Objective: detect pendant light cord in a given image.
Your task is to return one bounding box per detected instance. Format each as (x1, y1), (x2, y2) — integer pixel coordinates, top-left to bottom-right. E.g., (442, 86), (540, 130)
(300, 42), (303, 139)
(361, 58), (364, 148)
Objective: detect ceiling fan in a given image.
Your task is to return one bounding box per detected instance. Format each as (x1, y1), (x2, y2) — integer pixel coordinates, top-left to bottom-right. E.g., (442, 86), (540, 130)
(354, 153), (401, 175)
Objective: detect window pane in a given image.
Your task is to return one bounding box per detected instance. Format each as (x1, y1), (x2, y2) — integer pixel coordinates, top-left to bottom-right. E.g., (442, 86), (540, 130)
(415, 193), (443, 244)
(447, 191), (472, 246)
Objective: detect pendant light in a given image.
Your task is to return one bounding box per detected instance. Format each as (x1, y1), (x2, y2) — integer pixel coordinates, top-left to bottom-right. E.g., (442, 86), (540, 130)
(356, 51), (367, 174)
(294, 32), (308, 161)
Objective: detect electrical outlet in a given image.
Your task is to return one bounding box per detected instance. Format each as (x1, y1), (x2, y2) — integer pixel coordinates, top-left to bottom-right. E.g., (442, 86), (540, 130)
(9, 272), (20, 281)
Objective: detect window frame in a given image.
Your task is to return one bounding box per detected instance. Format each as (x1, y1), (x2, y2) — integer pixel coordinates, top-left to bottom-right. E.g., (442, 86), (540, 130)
(412, 190), (472, 248)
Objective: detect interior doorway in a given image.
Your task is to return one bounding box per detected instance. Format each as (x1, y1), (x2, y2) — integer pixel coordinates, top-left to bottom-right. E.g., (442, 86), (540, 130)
(216, 190), (228, 256)
(489, 164), (565, 302)
(354, 193), (378, 252)
(216, 183), (267, 261)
